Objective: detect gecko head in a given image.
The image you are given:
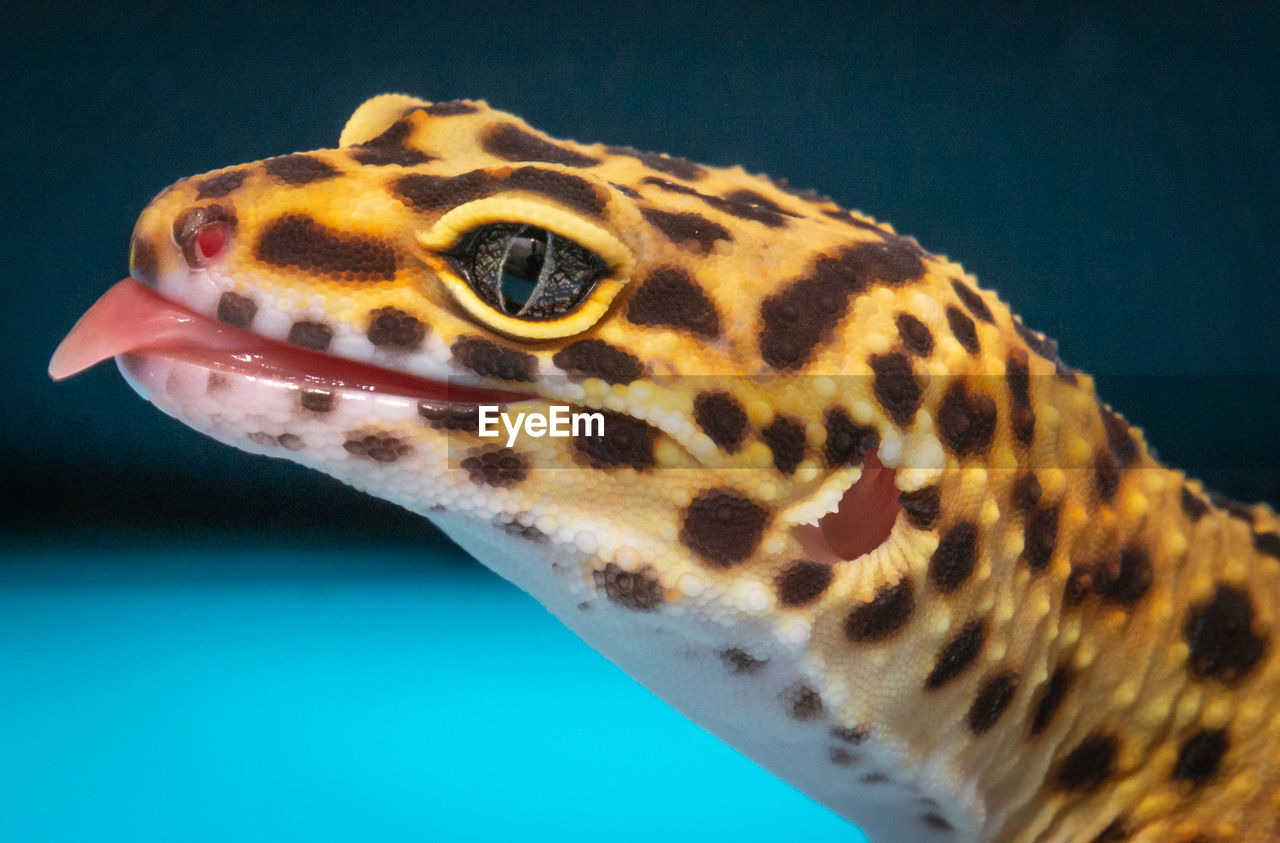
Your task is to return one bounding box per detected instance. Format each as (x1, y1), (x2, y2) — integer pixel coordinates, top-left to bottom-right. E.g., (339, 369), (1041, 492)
(52, 94), (975, 611)
(53, 94), (1066, 730)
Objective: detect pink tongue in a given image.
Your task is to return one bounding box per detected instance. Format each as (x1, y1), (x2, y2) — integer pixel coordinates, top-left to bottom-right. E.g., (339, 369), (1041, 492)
(50, 279), (247, 380)
(48, 279), (531, 404)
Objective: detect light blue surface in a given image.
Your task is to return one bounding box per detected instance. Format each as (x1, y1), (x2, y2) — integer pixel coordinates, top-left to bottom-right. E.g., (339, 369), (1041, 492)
(0, 543), (865, 842)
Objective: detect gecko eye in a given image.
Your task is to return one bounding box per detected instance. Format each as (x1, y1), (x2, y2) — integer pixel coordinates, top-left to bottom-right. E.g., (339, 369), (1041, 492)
(453, 223), (606, 320)
(174, 204), (235, 268)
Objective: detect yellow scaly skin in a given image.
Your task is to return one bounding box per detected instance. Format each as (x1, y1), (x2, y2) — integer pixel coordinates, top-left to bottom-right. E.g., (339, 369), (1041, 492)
(98, 95), (1280, 841)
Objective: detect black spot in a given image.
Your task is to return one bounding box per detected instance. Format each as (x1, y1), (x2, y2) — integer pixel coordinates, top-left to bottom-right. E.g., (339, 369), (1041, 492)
(680, 489), (770, 567)
(257, 215), (397, 280)
(844, 578), (915, 643)
(451, 336), (538, 382)
(350, 118), (435, 166)
(460, 447), (527, 487)
(724, 189), (791, 214)
(1023, 504), (1059, 571)
(494, 512), (547, 543)
(899, 486), (941, 530)
(1013, 473), (1043, 512)
(343, 433), (412, 463)
(830, 725), (867, 744)
(625, 267), (722, 337)
(366, 307), (427, 350)
(1255, 532), (1280, 561)
(609, 181), (642, 198)
(759, 241), (925, 370)
(829, 747), (857, 767)
(1007, 352), (1035, 446)
(929, 522), (978, 593)
(1180, 487), (1209, 522)
(925, 620), (984, 689)
(860, 772), (889, 784)
(1184, 584), (1267, 682)
(821, 207), (890, 235)
(968, 672), (1017, 735)
(247, 431), (280, 448)
(1173, 729), (1227, 788)
(607, 146), (707, 181)
(194, 169), (248, 199)
(762, 415), (806, 475)
(593, 563), (664, 611)
(937, 382), (997, 457)
(643, 177), (781, 221)
(1063, 566), (1091, 606)
(921, 814), (954, 832)
(277, 433), (303, 451)
(573, 411), (656, 470)
(1055, 733), (1117, 792)
(777, 560), (834, 607)
(173, 204), (237, 268)
(694, 392), (748, 453)
(1095, 450), (1121, 502)
(263, 154), (339, 186)
(824, 407), (878, 466)
(418, 401), (480, 431)
(1208, 491), (1255, 522)
(395, 167), (607, 216)
(299, 388), (333, 413)
(421, 100), (478, 116)
(287, 321), (333, 351)
(394, 171), (493, 209)
(896, 312), (934, 357)
(1093, 818), (1128, 842)
(719, 648), (767, 675)
(482, 123), (600, 167)
(784, 683), (825, 721)
(951, 279), (994, 323)
(129, 234), (158, 285)
(640, 207), (732, 253)
(216, 292), (256, 328)
(1014, 318), (1064, 366)
(1100, 406), (1139, 468)
(1094, 546), (1152, 607)
(946, 305), (980, 354)
(712, 188), (796, 227)
(552, 339), (643, 385)
(870, 352), (922, 426)
(504, 167), (608, 215)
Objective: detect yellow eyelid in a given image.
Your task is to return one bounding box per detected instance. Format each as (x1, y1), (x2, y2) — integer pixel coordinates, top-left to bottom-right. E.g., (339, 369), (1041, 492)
(417, 196), (635, 341)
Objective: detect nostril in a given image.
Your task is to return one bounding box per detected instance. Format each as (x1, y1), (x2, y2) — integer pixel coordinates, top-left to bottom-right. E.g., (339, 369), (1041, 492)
(196, 222), (229, 261)
(173, 204), (237, 268)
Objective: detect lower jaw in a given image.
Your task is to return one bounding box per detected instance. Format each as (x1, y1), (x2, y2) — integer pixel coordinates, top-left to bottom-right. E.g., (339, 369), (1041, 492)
(117, 352), (481, 469)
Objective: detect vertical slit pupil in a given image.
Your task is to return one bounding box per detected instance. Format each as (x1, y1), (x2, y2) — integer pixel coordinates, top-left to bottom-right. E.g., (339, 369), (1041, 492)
(501, 229), (547, 310)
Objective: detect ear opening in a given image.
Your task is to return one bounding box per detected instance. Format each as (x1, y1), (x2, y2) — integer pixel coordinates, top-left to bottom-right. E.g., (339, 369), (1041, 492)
(793, 451), (902, 564)
(339, 94), (432, 147)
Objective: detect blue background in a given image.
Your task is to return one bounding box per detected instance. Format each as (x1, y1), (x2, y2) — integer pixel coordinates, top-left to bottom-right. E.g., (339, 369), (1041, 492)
(3, 1), (1278, 840)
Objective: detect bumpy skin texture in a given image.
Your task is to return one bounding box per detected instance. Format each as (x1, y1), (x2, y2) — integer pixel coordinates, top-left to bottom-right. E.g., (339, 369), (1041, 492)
(112, 95), (1280, 842)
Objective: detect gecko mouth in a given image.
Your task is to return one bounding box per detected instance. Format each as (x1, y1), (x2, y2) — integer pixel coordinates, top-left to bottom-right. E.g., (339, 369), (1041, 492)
(49, 279), (535, 406)
(53, 281), (905, 559)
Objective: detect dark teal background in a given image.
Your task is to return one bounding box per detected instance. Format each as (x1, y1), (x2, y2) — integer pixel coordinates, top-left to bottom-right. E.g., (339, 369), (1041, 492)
(3, 2), (1278, 840)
